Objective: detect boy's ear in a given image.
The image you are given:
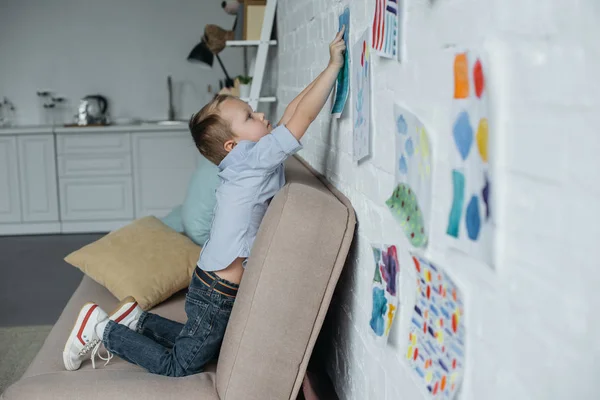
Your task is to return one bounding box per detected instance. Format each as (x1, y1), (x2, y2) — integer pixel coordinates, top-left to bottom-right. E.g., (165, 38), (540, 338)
(223, 139), (237, 153)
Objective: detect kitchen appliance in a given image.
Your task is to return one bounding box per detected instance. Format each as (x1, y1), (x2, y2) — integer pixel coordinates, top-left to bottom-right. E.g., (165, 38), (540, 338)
(77, 95), (109, 125)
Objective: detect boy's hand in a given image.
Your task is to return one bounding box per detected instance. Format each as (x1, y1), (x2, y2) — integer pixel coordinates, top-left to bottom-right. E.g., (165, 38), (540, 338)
(328, 25), (346, 69)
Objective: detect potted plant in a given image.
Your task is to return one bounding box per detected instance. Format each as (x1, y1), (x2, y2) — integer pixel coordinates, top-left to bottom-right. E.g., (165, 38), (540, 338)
(237, 75), (253, 98)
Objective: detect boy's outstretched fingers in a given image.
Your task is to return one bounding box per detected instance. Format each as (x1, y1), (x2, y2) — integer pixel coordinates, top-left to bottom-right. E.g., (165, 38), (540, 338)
(334, 25), (345, 41)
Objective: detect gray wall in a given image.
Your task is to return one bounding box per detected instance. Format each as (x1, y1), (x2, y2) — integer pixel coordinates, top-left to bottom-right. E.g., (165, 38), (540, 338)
(0, 0), (245, 125)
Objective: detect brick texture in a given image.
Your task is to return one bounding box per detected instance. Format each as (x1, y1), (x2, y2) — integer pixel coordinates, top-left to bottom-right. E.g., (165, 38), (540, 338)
(268, 0), (600, 398)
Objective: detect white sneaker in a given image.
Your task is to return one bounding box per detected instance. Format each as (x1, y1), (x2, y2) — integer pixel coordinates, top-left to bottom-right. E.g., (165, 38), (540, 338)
(110, 296), (143, 330)
(63, 303), (112, 371)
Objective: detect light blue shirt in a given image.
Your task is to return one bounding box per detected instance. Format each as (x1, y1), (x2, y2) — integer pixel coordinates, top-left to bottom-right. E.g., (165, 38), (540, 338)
(197, 125), (302, 272)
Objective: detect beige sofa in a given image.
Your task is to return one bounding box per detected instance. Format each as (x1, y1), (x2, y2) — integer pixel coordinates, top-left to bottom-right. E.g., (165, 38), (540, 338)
(2, 156), (356, 400)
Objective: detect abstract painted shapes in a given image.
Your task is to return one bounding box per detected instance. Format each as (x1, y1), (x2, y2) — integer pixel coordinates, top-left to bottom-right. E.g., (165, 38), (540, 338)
(446, 51), (493, 266)
(372, 0), (400, 59)
(453, 53), (469, 99)
(352, 28), (372, 162)
(476, 118), (489, 163)
(465, 196), (481, 240)
(473, 59), (485, 99)
(405, 137), (414, 156)
(482, 173), (490, 220)
(370, 245), (400, 338)
(452, 111), (473, 161)
(397, 114), (408, 134)
(399, 154), (408, 174)
(446, 170), (465, 238)
(392, 104), (433, 248)
(406, 255), (465, 399)
(386, 184), (427, 248)
(332, 7), (350, 118)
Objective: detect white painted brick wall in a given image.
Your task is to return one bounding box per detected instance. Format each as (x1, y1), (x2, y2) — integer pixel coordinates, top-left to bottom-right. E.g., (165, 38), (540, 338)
(270, 0), (600, 398)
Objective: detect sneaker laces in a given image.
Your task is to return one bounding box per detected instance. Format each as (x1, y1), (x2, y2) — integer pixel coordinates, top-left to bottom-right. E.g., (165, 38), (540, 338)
(78, 338), (113, 369)
(91, 341), (113, 369)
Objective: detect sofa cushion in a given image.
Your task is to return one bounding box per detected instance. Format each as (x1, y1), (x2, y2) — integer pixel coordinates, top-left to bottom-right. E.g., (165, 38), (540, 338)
(64, 216), (201, 310)
(2, 275), (219, 400)
(215, 156), (356, 400)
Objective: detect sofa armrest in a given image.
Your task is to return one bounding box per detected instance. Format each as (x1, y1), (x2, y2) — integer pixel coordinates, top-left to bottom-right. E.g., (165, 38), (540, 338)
(2, 370), (219, 400)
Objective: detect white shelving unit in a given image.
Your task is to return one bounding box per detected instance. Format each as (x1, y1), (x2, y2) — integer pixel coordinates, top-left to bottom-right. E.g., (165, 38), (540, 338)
(225, 0), (277, 111)
(226, 40), (277, 46)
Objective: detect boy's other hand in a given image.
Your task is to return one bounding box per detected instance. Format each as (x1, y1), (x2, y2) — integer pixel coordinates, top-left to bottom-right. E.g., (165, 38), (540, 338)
(328, 25), (346, 69)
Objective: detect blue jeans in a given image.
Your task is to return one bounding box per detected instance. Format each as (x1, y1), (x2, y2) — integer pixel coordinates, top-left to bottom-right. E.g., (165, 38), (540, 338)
(103, 268), (238, 377)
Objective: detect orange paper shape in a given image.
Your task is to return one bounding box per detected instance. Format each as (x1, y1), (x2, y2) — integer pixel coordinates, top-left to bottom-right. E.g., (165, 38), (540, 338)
(453, 53), (469, 99)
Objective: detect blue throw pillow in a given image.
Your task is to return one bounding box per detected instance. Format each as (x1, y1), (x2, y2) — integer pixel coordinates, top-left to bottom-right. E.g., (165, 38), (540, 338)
(161, 155), (220, 247)
(181, 155), (221, 246)
(161, 205), (184, 233)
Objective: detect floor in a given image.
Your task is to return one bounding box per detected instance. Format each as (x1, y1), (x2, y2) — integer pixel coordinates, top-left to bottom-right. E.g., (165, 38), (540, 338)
(0, 325), (52, 394)
(0, 233), (104, 327)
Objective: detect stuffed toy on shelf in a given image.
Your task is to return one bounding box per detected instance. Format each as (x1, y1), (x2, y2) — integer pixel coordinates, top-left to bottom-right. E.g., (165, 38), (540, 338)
(221, 0), (243, 15)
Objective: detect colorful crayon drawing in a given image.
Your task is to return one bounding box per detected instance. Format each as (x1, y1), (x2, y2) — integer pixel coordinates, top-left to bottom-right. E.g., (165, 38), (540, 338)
(332, 7), (350, 118)
(371, 0), (401, 59)
(446, 51), (493, 266)
(352, 29), (372, 162)
(406, 255), (465, 399)
(386, 104), (432, 248)
(370, 245), (400, 338)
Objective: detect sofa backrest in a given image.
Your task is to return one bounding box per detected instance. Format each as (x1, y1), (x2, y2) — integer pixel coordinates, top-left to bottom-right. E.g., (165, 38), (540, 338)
(215, 156), (356, 400)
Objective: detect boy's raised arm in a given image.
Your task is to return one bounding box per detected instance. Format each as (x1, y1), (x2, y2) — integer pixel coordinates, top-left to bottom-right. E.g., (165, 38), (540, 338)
(277, 71), (322, 127)
(285, 26), (346, 141)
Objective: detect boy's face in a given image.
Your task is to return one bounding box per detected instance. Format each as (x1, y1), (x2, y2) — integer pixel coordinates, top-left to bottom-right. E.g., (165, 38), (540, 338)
(220, 98), (273, 152)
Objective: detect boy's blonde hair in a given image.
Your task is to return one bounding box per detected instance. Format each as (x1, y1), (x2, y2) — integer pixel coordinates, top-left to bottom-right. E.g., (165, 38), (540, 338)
(189, 94), (236, 165)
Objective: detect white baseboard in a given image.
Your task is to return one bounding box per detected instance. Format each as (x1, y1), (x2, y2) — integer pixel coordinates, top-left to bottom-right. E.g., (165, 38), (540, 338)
(0, 222), (61, 235)
(60, 220), (132, 234)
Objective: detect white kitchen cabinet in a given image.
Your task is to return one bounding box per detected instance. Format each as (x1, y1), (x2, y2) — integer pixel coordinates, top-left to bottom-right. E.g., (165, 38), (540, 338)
(17, 135), (59, 222)
(0, 125), (193, 235)
(59, 176), (134, 221)
(0, 136), (21, 223)
(56, 132), (133, 232)
(132, 131), (198, 218)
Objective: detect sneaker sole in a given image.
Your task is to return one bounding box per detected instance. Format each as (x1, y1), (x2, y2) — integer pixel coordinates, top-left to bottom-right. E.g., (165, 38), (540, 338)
(63, 302), (95, 371)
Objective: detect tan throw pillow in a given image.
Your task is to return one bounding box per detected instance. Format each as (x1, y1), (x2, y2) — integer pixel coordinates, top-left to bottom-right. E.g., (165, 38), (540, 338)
(65, 216), (201, 310)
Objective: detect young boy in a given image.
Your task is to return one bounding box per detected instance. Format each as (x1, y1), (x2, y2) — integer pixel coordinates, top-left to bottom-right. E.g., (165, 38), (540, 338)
(62, 27), (346, 376)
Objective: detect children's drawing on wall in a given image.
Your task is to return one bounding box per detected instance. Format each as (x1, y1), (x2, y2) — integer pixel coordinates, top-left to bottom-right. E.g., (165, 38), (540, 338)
(445, 51), (493, 266)
(370, 245), (400, 339)
(332, 7), (350, 118)
(406, 255), (465, 399)
(371, 0), (401, 59)
(386, 105), (432, 248)
(352, 29), (372, 162)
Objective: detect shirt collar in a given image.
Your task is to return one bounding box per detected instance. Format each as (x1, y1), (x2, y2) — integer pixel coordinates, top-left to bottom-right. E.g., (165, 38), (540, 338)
(218, 140), (253, 171)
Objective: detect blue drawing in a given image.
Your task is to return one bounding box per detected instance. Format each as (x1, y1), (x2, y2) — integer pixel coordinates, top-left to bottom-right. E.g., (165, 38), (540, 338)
(453, 111), (474, 160)
(332, 7), (350, 117)
(446, 170), (465, 238)
(396, 115), (408, 135)
(370, 287), (387, 336)
(399, 155), (408, 174)
(466, 195), (481, 240)
(354, 71), (364, 129)
(405, 137), (414, 156)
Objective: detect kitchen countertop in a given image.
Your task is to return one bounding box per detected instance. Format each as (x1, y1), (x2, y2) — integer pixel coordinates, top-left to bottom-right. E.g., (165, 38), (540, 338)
(0, 122), (189, 136)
